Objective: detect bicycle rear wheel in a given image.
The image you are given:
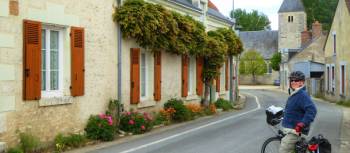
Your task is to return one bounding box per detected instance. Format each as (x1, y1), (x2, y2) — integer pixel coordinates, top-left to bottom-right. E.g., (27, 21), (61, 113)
(261, 137), (281, 153)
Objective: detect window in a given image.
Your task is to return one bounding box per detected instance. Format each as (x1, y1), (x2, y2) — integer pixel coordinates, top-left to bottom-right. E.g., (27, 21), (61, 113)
(340, 64), (346, 95)
(199, 2), (205, 10)
(188, 57), (196, 95)
(326, 65), (330, 92)
(140, 52), (147, 99)
(41, 28), (63, 97)
(220, 64), (225, 91)
(331, 65), (335, 93)
(333, 32), (336, 55)
(288, 16), (294, 23)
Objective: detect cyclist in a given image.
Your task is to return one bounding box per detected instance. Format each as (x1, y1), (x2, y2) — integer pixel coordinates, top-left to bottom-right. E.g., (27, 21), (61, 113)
(279, 71), (317, 153)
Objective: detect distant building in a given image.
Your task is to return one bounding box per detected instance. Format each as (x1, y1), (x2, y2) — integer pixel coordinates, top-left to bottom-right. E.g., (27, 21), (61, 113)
(239, 31), (279, 85)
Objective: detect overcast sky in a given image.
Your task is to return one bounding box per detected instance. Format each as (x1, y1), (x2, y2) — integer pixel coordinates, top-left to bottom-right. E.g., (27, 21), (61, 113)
(210, 0), (284, 30)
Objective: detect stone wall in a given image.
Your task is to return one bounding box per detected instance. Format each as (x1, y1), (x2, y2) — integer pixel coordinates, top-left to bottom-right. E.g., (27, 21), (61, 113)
(0, 0), (118, 147)
(239, 71), (279, 85)
(278, 11), (306, 50)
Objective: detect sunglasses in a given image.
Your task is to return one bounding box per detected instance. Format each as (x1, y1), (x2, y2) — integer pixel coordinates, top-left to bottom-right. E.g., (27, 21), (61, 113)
(290, 79), (301, 82)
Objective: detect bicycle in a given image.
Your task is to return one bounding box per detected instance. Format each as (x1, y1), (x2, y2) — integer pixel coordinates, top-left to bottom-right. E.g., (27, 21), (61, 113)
(261, 105), (331, 153)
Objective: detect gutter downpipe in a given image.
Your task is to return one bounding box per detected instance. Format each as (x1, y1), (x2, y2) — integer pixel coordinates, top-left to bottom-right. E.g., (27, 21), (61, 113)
(117, 0), (123, 109)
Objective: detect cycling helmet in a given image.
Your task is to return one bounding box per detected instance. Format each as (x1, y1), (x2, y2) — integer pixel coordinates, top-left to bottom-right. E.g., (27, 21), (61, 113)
(289, 71), (305, 81)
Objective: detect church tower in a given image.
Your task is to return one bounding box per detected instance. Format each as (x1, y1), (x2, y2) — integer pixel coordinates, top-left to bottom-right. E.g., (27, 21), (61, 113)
(278, 0), (307, 90)
(278, 0), (306, 51)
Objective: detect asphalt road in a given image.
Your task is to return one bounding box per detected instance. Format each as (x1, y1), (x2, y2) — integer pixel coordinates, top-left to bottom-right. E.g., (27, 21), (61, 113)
(88, 89), (342, 153)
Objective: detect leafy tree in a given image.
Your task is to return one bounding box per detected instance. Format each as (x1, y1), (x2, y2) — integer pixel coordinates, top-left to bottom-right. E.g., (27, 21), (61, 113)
(270, 52), (281, 71)
(230, 9), (271, 31)
(302, 0), (339, 31)
(239, 50), (267, 83)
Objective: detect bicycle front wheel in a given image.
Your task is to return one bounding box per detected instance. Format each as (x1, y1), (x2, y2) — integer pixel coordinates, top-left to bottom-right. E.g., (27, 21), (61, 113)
(261, 137), (281, 153)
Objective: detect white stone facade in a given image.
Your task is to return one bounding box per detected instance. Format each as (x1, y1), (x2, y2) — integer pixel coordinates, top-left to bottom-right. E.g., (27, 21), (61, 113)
(0, 0), (118, 146)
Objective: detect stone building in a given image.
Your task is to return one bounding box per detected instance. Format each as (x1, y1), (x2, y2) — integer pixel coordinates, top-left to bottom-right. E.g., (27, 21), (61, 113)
(239, 31), (279, 85)
(0, 0), (118, 148)
(324, 0), (350, 101)
(0, 0), (236, 149)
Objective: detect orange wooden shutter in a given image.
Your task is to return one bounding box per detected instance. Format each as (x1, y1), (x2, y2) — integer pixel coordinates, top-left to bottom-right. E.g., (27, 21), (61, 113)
(130, 48), (140, 104)
(196, 57), (203, 96)
(225, 59), (229, 91)
(154, 52), (161, 101)
(216, 67), (220, 92)
(182, 55), (188, 97)
(23, 20), (42, 100)
(70, 27), (85, 96)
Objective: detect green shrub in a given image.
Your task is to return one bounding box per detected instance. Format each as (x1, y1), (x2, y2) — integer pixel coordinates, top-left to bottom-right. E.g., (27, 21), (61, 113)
(337, 100), (350, 107)
(19, 132), (40, 153)
(164, 98), (191, 122)
(7, 147), (23, 153)
(54, 133), (87, 152)
(152, 112), (167, 126)
(84, 115), (115, 141)
(119, 111), (153, 134)
(215, 98), (233, 111)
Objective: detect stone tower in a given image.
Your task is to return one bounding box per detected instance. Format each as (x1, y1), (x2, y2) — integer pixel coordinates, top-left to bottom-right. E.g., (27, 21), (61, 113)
(278, 0), (306, 51)
(278, 0), (307, 90)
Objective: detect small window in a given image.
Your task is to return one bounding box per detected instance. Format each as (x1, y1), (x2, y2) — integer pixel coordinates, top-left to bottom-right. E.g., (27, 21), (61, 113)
(41, 28), (63, 97)
(333, 33), (336, 55)
(340, 64), (346, 95)
(288, 16), (294, 23)
(327, 66), (330, 92)
(199, 2), (205, 10)
(331, 65), (335, 93)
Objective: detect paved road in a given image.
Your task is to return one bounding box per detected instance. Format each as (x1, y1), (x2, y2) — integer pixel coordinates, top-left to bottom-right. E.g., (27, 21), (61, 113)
(87, 89), (342, 153)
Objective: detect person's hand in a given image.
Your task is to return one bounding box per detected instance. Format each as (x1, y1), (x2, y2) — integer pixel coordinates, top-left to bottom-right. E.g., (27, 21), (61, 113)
(295, 122), (305, 133)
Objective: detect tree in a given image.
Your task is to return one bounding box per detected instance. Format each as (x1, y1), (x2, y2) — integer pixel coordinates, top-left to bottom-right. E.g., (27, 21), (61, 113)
(230, 9), (271, 31)
(302, 0), (339, 31)
(239, 50), (267, 83)
(270, 52), (281, 71)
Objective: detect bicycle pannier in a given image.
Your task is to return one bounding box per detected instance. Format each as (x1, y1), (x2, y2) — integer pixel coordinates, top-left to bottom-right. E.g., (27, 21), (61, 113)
(265, 105), (283, 126)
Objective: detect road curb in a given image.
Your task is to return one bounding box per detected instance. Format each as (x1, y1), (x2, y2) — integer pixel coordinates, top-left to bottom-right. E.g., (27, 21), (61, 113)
(340, 107), (350, 153)
(66, 96), (248, 153)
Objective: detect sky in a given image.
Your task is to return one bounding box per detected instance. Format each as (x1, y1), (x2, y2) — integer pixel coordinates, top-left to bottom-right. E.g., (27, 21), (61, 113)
(210, 0), (284, 30)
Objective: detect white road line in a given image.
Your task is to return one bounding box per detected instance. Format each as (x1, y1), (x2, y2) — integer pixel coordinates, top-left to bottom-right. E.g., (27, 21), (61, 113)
(119, 93), (261, 153)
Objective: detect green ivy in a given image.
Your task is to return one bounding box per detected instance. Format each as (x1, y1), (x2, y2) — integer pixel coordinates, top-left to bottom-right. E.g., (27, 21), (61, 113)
(113, 0), (244, 86)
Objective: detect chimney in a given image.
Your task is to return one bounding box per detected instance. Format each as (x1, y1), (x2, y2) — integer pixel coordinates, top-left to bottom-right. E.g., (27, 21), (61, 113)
(301, 30), (312, 47)
(312, 21), (322, 39)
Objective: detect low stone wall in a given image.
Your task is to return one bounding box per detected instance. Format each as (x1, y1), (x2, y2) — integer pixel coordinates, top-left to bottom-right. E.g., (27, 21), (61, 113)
(239, 71), (279, 85)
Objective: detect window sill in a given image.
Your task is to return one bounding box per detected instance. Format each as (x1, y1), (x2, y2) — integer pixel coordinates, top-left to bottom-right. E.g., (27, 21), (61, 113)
(185, 94), (200, 101)
(39, 96), (73, 107)
(137, 99), (156, 108)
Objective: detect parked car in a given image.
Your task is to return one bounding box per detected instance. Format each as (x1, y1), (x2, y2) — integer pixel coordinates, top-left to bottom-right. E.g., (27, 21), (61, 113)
(273, 80), (280, 86)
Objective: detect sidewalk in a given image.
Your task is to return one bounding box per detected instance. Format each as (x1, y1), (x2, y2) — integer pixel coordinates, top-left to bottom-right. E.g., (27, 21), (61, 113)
(66, 95), (247, 153)
(240, 85), (350, 152)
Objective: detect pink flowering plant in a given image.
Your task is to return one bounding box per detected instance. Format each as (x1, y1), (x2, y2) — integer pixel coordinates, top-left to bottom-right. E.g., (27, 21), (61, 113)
(119, 111), (153, 134)
(84, 114), (115, 141)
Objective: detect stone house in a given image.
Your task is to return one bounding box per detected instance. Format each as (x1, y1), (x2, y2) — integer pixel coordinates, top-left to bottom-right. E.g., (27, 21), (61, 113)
(324, 0), (350, 101)
(122, 0), (236, 112)
(0, 0), (119, 148)
(239, 30), (279, 85)
(0, 0), (236, 148)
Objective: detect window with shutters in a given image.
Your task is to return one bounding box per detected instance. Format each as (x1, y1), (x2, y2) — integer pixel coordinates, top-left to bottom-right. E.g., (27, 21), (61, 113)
(188, 57), (196, 95)
(220, 64), (225, 91)
(331, 64), (335, 93)
(41, 27), (64, 97)
(140, 51), (147, 99)
(340, 63), (346, 96)
(326, 65), (330, 92)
